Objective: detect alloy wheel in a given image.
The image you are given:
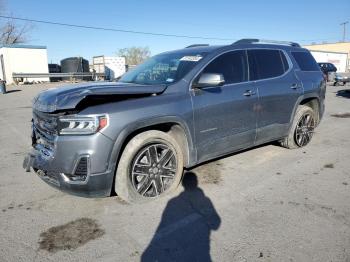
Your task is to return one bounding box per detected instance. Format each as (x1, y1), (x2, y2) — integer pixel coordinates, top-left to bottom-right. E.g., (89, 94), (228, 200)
(130, 143), (177, 197)
(294, 113), (315, 147)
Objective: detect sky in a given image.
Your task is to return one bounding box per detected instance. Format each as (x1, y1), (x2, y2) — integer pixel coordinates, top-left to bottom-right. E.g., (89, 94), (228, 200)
(2, 0), (350, 63)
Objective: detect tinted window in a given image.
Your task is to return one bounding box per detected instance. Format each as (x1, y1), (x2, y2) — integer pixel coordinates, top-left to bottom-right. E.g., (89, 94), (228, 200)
(329, 63), (336, 70)
(291, 51), (320, 71)
(280, 51), (289, 72)
(201, 50), (248, 84)
(248, 49), (286, 81)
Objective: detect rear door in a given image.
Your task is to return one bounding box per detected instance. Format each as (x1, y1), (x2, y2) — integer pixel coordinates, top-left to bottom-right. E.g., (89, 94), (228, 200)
(248, 49), (302, 144)
(191, 50), (258, 162)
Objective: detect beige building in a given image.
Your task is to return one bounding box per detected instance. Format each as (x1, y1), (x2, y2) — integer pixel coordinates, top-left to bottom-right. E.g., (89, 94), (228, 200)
(303, 42), (350, 72)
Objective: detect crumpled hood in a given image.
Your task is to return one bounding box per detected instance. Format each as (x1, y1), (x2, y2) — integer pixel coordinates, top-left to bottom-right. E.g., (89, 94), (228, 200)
(33, 82), (167, 113)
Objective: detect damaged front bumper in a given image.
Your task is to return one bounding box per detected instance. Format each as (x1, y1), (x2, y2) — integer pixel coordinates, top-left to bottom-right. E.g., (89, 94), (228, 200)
(23, 132), (115, 197)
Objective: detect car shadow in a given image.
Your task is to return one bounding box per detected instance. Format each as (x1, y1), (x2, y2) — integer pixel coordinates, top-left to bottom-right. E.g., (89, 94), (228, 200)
(336, 89), (350, 99)
(141, 172), (221, 262)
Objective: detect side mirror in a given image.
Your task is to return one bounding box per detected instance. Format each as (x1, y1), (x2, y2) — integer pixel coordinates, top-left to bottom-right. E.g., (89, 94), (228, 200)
(193, 73), (225, 88)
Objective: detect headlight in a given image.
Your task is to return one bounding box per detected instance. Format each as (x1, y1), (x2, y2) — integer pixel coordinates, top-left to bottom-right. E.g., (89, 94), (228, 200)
(58, 114), (108, 135)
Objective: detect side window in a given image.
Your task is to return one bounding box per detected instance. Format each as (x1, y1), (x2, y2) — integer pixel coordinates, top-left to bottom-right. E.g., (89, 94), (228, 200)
(291, 51), (320, 71)
(248, 49), (286, 81)
(280, 51), (290, 72)
(201, 50), (248, 84)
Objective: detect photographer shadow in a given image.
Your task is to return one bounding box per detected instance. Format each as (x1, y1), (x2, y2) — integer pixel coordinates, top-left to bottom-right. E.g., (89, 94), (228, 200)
(141, 171), (221, 262)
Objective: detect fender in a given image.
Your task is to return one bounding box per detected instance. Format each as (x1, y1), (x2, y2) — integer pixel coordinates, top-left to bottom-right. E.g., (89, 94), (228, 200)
(106, 116), (197, 179)
(288, 93), (321, 130)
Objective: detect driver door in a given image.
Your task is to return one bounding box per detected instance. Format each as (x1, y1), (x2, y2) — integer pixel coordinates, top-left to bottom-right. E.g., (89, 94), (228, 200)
(190, 50), (258, 162)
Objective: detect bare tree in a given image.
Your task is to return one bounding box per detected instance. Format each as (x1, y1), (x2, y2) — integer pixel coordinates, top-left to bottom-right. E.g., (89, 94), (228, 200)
(117, 47), (151, 65)
(0, 0), (32, 44)
(0, 20), (32, 44)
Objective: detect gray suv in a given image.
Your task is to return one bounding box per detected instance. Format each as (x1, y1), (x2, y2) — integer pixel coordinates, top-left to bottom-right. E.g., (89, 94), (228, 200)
(23, 39), (325, 202)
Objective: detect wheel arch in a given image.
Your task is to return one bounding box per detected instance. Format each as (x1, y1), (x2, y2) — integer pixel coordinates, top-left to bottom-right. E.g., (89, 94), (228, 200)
(108, 116), (195, 178)
(299, 97), (321, 125)
(289, 95), (321, 126)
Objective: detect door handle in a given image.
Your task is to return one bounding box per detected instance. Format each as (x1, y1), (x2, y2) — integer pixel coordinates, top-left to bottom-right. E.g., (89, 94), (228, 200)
(243, 90), (256, 96)
(291, 83), (301, 89)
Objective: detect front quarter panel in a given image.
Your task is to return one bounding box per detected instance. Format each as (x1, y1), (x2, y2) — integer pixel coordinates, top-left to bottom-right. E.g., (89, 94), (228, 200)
(79, 88), (196, 168)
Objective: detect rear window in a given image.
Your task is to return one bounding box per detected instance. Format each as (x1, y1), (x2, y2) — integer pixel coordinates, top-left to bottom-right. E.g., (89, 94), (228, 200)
(248, 49), (288, 81)
(291, 51), (320, 71)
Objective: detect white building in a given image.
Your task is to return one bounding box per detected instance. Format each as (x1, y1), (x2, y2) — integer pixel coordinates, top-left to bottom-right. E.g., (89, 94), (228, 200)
(303, 42), (350, 72)
(0, 44), (49, 84)
(309, 50), (348, 73)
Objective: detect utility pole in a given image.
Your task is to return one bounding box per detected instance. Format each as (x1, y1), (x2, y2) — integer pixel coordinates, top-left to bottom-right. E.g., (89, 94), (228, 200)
(340, 21), (349, 42)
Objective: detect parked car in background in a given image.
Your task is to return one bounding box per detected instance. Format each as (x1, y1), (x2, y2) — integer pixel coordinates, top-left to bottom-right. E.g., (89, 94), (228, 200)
(318, 62), (337, 81)
(23, 39), (326, 203)
(333, 72), (350, 86)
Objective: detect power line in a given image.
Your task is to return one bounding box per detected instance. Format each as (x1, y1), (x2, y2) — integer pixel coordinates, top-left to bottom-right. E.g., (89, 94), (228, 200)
(0, 15), (235, 41)
(0, 15), (342, 44)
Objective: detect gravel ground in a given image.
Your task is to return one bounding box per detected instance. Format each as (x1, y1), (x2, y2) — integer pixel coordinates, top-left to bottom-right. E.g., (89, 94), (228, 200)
(0, 82), (349, 262)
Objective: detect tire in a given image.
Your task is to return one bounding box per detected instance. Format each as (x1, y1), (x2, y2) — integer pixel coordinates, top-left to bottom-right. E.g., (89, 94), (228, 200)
(280, 105), (316, 149)
(115, 130), (184, 203)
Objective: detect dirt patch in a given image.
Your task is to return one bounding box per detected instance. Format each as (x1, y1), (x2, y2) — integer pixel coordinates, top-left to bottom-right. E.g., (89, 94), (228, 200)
(191, 162), (222, 185)
(288, 201), (301, 206)
(39, 218), (104, 253)
(324, 163), (334, 168)
(331, 113), (350, 118)
(115, 196), (129, 205)
(11, 152), (26, 156)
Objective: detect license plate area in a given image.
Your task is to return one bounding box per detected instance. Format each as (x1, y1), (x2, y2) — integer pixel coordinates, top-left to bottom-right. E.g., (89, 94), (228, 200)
(36, 169), (60, 186)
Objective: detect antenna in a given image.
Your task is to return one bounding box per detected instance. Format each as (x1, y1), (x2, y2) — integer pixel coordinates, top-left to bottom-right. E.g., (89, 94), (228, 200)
(340, 21), (349, 42)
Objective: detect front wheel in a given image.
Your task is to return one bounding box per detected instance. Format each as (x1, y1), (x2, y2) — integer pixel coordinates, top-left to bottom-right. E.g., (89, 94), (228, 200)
(115, 130), (184, 203)
(280, 105), (316, 149)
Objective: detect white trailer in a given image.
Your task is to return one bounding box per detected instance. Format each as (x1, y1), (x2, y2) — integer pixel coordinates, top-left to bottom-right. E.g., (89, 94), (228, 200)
(0, 44), (49, 84)
(92, 56), (126, 80)
(310, 50), (348, 73)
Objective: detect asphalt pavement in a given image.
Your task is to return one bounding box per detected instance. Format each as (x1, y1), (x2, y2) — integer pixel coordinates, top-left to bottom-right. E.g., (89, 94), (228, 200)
(0, 82), (349, 262)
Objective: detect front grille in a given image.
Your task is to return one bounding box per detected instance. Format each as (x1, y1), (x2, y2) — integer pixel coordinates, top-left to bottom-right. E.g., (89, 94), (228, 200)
(32, 110), (59, 153)
(33, 110), (58, 137)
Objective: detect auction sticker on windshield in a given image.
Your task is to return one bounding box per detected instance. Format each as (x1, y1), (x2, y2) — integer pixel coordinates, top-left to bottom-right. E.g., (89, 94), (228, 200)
(180, 55), (203, 62)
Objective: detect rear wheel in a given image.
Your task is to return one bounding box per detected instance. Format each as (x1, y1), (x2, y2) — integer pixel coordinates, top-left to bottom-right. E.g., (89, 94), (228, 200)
(280, 105), (316, 149)
(115, 130), (184, 203)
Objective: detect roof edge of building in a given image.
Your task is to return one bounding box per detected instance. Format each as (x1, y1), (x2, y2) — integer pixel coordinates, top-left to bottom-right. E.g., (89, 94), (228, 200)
(303, 41), (350, 47)
(0, 44), (47, 49)
(305, 49), (348, 55)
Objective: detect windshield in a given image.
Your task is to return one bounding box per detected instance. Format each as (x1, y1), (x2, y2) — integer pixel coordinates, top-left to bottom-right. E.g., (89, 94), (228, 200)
(119, 51), (207, 85)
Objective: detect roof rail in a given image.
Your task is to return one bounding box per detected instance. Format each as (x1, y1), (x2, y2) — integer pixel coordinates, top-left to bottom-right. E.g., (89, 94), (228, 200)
(233, 38), (301, 47)
(185, 44), (209, 48)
